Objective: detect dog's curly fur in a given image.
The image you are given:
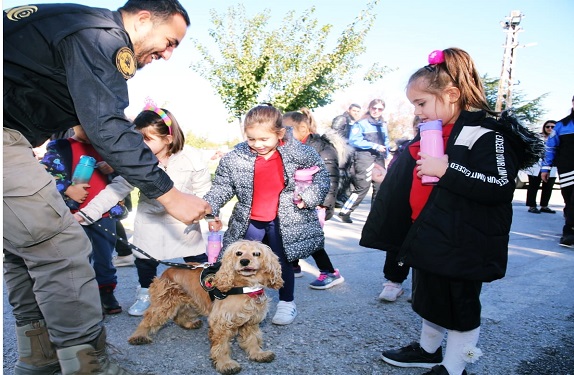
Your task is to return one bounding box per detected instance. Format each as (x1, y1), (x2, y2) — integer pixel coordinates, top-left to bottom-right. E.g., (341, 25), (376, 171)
(128, 240), (283, 375)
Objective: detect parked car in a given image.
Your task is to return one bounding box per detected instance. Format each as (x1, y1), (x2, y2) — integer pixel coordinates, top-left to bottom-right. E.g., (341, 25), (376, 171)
(516, 170), (528, 189)
(515, 170), (560, 189)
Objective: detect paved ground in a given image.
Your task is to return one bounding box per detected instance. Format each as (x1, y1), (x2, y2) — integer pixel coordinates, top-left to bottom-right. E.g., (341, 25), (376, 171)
(3, 188), (574, 375)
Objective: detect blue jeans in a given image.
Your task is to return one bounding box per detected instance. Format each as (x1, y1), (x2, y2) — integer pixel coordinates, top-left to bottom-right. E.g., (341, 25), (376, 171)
(83, 217), (118, 287)
(244, 218), (294, 302)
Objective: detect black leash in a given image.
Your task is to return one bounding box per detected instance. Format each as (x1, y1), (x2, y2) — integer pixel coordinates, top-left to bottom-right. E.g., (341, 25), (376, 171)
(78, 210), (209, 270)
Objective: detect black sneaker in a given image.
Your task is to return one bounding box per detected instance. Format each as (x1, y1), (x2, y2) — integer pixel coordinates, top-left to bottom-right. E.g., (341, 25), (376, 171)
(528, 206), (541, 214)
(338, 212), (353, 223)
(381, 342), (442, 368)
(560, 235), (574, 248)
(539, 207), (556, 214)
(422, 365), (467, 375)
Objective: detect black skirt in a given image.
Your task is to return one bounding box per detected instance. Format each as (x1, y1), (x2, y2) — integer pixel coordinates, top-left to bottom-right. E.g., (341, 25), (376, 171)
(411, 268), (482, 331)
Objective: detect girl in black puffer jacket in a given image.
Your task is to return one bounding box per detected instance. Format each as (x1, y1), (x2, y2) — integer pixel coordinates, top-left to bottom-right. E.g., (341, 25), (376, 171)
(360, 48), (543, 375)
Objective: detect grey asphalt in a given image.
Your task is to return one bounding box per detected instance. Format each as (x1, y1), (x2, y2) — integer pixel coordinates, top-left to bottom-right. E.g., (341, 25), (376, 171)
(3, 188), (574, 375)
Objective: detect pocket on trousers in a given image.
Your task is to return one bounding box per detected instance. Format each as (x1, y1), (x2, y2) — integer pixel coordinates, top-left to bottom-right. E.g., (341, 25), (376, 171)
(3, 181), (75, 247)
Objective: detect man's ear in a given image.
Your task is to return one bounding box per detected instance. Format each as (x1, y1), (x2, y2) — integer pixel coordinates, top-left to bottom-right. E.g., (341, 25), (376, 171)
(133, 10), (152, 32)
(446, 87), (461, 103)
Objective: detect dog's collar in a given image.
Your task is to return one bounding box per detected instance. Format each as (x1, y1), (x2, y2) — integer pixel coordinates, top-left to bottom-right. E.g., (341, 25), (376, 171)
(200, 266), (264, 300)
(209, 286), (264, 301)
(227, 287), (264, 298)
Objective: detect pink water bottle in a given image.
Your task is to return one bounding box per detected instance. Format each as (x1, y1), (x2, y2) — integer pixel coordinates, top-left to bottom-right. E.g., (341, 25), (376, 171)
(419, 120), (444, 185)
(206, 231), (222, 263)
(293, 166), (320, 204)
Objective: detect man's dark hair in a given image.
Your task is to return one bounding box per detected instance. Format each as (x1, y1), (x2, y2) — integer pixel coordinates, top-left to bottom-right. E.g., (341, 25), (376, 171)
(119, 0), (190, 26)
(349, 103), (361, 110)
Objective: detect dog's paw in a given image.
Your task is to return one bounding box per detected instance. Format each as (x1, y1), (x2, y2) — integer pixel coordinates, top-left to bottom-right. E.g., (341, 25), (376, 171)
(250, 350), (275, 363)
(179, 319), (202, 330)
(127, 335), (152, 345)
(215, 360), (241, 375)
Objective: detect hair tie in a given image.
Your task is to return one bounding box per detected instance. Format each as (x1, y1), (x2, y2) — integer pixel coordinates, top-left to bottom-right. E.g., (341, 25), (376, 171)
(143, 97), (172, 134)
(424, 50), (445, 72)
(428, 50), (445, 64)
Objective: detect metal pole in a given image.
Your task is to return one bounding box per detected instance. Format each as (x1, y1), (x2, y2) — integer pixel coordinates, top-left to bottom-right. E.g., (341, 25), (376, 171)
(495, 27), (512, 112)
(495, 11), (523, 112)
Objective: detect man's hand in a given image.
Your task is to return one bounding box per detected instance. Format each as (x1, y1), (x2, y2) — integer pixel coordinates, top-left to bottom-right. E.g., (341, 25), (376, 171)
(540, 171), (549, 183)
(156, 187), (212, 225)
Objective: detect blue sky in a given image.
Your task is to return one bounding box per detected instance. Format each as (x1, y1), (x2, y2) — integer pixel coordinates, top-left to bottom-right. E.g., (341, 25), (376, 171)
(3, 0), (572, 142)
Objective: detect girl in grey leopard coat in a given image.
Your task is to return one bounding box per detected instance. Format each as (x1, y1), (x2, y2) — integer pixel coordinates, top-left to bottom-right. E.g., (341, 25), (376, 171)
(203, 105), (329, 325)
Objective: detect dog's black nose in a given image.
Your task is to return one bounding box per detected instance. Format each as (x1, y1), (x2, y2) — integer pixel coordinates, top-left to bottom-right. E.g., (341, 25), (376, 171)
(240, 259), (250, 266)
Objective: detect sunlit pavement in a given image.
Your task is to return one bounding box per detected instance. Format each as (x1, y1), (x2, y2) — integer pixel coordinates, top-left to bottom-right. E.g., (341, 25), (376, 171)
(3, 188), (573, 374)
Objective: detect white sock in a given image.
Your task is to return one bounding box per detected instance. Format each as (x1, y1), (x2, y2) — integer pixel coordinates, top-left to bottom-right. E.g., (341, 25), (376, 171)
(442, 327), (481, 375)
(419, 319), (446, 354)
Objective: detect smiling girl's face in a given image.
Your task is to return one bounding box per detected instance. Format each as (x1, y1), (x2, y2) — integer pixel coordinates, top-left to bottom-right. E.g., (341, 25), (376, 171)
(407, 78), (461, 125)
(245, 124), (285, 158)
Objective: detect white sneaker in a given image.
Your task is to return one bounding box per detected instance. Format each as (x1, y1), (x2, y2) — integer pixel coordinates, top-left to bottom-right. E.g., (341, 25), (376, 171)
(378, 281), (404, 302)
(128, 287), (150, 316)
(112, 254), (135, 267)
(272, 301), (297, 325)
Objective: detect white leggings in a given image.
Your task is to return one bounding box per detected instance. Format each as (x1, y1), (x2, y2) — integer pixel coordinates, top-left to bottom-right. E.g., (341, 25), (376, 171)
(419, 319), (481, 375)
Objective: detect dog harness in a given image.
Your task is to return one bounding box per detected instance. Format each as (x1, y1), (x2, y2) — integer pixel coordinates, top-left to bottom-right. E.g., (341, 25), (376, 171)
(200, 264), (264, 301)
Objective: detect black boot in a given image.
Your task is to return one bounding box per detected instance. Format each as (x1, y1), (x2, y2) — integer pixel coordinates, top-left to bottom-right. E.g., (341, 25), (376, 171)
(338, 212), (353, 223)
(99, 286), (122, 315)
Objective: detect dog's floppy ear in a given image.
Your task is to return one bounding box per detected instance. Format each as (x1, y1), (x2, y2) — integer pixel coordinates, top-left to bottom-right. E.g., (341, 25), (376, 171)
(212, 243), (236, 292)
(259, 243), (284, 290)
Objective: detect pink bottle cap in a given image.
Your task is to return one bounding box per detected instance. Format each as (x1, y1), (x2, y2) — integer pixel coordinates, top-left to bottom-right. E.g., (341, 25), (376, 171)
(294, 166), (320, 182)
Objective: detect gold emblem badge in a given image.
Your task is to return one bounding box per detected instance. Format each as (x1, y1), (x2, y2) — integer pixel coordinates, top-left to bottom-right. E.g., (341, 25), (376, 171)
(5, 5), (38, 21)
(114, 46), (136, 80)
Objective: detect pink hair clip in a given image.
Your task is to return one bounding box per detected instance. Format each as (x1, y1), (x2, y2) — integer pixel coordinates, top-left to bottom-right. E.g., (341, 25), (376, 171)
(428, 50), (445, 65)
(143, 97), (172, 134)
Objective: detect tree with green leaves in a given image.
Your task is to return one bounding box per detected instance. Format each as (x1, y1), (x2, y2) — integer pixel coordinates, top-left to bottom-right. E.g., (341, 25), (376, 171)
(482, 75), (548, 126)
(190, 1), (389, 126)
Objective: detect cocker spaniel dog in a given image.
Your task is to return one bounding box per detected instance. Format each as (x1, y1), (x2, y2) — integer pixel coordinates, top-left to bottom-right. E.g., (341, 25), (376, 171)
(128, 240), (283, 375)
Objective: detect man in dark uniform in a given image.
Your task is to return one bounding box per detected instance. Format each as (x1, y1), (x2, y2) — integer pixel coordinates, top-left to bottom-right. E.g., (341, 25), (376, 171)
(331, 103), (361, 206)
(3, 2), (211, 374)
(541, 96), (574, 248)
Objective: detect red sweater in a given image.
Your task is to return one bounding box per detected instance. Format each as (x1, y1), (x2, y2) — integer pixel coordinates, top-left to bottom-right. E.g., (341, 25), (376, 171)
(250, 150), (285, 221)
(69, 139), (108, 212)
(408, 123), (454, 221)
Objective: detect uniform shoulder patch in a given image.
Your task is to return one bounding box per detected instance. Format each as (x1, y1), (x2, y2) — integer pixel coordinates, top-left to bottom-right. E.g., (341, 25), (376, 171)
(114, 46), (136, 80)
(5, 5), (38, 21)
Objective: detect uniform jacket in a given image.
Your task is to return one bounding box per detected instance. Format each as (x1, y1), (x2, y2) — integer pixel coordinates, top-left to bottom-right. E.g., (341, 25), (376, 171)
(524, 133), (557, 178)
(132, 146), (212, 260)
(3, 4), (172, 199)
(204, 128), (330, 262)
(360, 110), (543, 282)
(348, 116), (390, 159)
(542, 111), (574, 188)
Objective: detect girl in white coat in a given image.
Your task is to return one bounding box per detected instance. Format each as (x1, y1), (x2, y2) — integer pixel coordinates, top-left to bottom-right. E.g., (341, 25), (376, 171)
(128, 104), (212, 316)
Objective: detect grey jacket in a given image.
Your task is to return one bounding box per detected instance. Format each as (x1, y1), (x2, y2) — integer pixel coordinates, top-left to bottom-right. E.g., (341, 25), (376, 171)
(204, 128), (330, 262)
